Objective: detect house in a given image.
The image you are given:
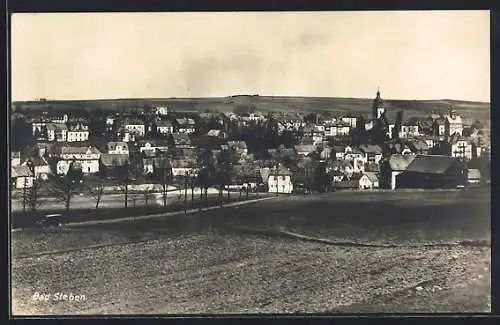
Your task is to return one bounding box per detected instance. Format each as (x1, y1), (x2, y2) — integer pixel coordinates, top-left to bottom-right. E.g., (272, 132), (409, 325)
(359, 172), (379, 190)
(445, 109), (463, 137)
(320, 147), (333, 161)
(340, 116), (358, 128)
(46, 123), (68, 142)
(107, 141), (130, 155)
(50, 114), (68, 124)
(143, 158), (154, 175)
(174, 118), (196, 134)
(399, 125), (420, 138)
(156, 106), (169, 116)
(57, 146), (101, 175)
(333, 145), (352, 160)
(267, 165), (293, 194)
(227, 141), (248, 156)
(123, 119), (146, 137)
(170, 158), (197, 177)
(379, 154), (416, 189)
(406, 139), (429, 155)
(206, 129), (227, 139)
(358, 144), (383, 164)
(434, 118), (447, 136)
(467, 169), (481, 184)
(396, 155), (467, 189)
(31, 119), (49, 136)
(11, 165), (34, 189)
(294, 143), (316, 157)
(66, 123), (90, 142)
(22, 156), (51, 180)
(156, 120), (174, 134)
(138, 140), (169, 154)
(324, 122), (351, 137)
(451, 138), (473, 160)
(115, 127), (136, 143)
(99, 154), (130, 180)
(172, 133), (194, 148)
(344, 147), (365, 162)
(11, 151), (21, 167)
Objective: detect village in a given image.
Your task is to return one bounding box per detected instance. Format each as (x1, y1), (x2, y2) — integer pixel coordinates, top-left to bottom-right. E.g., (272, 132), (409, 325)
(10, 90), (491, 213)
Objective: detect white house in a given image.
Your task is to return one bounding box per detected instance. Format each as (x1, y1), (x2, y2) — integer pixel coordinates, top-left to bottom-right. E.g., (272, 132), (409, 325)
(359, 172), (379, 190)
(57, 146), (101, 174)
(325, 123), (351, 137)
(267, 165), (293, 194)
(340, 116), (358, 128)
(156, 106), (169, 116)
(156, 120), (174, 134)
(11, 165), (34, 189)
(399, 125), (420, 138)
(11, 151), (21, 167)
(67, 124), (90, 142)
(170, 159), (198, 177)
(138, 140), (169, 154)
(445, 109), (463, 137)
(51, 114), (68, 124)
(22, 156), (51, 180)
(124, 120), (146, 137)
(32, 120), (48, 136)
(451, 139), (473, 160)
(175, 118), (196, 134)
(46, 123), (68, 142)
(107, 141), (129, 155)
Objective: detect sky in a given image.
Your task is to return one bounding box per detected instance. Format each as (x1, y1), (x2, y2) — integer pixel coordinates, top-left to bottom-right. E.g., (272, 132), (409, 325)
(11, 11), (490, 102)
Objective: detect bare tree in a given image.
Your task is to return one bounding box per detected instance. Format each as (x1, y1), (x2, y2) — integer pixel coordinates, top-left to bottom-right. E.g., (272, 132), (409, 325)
(88, 182), (105, 209)
(47, 172), (80, 213)
(142, 185), (155, 209)
(27, 176), (45, 212)
(156, 157), (171, 208)
(118, 162), (133, 209)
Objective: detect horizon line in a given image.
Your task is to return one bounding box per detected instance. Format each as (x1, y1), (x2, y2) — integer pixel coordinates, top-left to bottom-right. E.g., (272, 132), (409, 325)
(12, 95), (491, 105)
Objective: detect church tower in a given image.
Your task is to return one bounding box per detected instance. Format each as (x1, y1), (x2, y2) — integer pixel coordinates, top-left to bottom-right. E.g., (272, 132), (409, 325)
(372, 88), (385, 120)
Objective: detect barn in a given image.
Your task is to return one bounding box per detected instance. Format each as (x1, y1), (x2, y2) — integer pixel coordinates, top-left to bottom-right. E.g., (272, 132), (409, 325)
(395, 155), (467, 189)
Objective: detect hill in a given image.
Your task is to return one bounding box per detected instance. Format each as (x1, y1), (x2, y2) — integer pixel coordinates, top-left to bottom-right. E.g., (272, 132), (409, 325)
(12, 96), (490, 125)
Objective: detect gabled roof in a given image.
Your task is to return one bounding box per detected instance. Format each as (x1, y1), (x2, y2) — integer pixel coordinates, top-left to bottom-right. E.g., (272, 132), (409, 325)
(46, 123), (68, 131)
(100, 154), (130, 167)
(23, 156), (49, 166)
(407, 139), (429, 152)
(207, 129), (224, 137)
(11, 165), (33, 178)
(363, 172), (379, 183)
(359, 144), (383, 155)
(175, 118), (196, 126)
(61, 146), (101, 155)
(156, 120), (173, 127)
(388, 154), (416, 171)
(405, 155), (457, 174)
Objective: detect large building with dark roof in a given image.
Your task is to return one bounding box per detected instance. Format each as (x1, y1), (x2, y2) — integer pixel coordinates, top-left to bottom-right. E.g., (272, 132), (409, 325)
(395, 155), (467, 189)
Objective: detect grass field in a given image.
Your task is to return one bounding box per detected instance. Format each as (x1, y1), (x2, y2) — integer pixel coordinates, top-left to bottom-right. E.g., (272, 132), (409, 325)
(14, 95), (490, 125)
(11, 187), (491, 315)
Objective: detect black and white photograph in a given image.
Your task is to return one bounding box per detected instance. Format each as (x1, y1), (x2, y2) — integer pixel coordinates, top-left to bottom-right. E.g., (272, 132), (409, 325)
(9, 11), (491, 315)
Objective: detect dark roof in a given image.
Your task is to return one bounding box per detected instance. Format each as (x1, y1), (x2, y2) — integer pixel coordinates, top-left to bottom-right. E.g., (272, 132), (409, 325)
(24, 156), (49, 166)
(407, 139), (429, 152)
(359, 144), (383, 154)
(405, 155), (457, 174)
(100, 154), (130, 167)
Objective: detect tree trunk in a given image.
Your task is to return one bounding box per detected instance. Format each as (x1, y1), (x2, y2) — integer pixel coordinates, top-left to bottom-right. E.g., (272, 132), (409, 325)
(124, 184), (128, 209)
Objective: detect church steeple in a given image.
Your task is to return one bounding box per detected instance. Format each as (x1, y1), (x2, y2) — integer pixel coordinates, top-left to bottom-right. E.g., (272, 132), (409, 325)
(372, 88), (385, 120)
